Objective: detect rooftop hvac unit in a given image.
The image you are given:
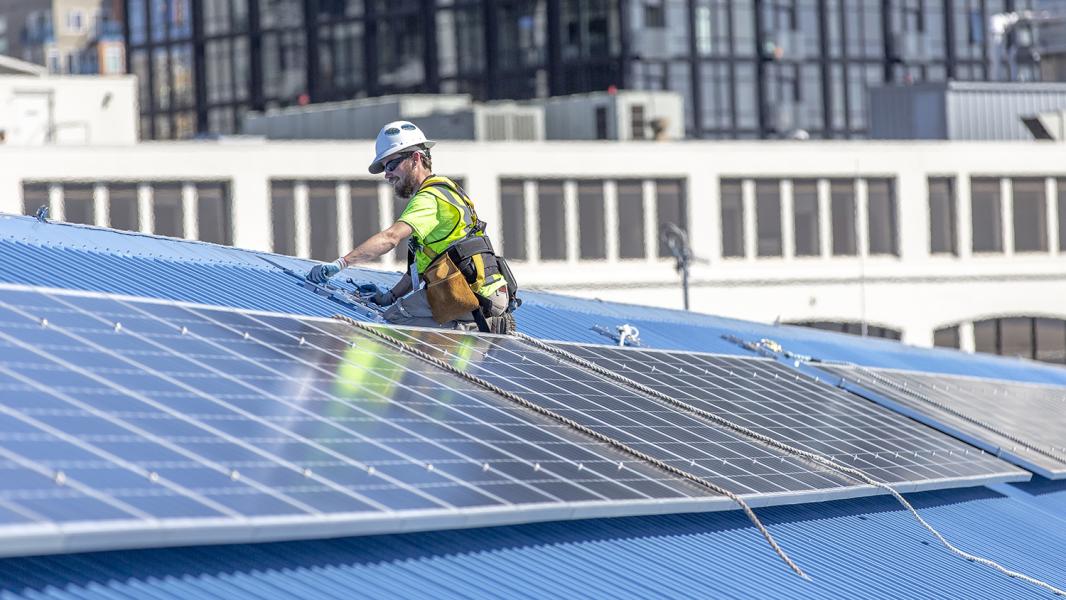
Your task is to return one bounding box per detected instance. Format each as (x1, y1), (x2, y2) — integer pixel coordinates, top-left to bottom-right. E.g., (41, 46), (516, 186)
(474, 105), (544, 141)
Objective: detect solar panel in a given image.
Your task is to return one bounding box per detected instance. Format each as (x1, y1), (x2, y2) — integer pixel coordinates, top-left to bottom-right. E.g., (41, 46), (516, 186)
(556, 344), (1026, 488)
(0, 287), (720, 557)
(379, 328), (914, 501)
(818, 365), (1066, 479)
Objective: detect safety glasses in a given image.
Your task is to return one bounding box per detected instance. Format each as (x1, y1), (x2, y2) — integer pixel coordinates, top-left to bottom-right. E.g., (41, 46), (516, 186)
(383, 152), (414, 173)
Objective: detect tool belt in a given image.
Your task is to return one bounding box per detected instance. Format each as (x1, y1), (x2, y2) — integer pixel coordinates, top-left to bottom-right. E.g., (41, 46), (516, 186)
(423, 235), (501, 324)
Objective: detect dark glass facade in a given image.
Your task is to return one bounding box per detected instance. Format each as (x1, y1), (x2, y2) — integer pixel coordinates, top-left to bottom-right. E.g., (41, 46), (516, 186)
(127, 0), (1039, 140)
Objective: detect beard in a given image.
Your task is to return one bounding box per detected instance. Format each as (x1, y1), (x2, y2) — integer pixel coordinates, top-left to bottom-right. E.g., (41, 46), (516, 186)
(393, 171), (419, 199)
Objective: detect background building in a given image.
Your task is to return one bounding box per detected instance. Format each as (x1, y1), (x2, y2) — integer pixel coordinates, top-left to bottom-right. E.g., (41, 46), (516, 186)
(127, 0), (1044, 141)
(0, 54), (136, 144)
(2, 0), (125, 75)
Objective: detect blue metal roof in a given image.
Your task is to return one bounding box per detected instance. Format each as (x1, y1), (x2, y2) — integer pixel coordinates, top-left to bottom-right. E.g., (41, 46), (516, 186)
(1, 214), (1065, 598)
(1, 481), (1063, 599)
(2, 214), (1063, 384)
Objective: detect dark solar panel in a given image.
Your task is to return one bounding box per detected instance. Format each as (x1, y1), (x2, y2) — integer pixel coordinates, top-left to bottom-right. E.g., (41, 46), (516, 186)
(558, 345), (1026, 487)
(0, 287), (711, 556)
(819, 365), (1066, 479)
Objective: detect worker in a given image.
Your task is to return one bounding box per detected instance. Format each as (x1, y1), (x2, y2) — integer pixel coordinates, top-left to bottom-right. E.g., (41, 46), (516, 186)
(307, 120), (518, 334)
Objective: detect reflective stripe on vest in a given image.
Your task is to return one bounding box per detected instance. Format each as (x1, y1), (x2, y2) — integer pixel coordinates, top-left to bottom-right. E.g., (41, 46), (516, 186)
(415, 176), (480, 263)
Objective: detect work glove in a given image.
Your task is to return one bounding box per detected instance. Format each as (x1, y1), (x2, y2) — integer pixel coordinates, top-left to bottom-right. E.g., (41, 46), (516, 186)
(307, 258), (347, 284)
(371, 290), (396, 306)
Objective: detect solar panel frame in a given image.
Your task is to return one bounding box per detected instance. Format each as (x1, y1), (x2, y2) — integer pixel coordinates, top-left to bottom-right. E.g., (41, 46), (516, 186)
(548, 342), (1028, 490)
(814, 364), (1066, 479)
(0, 285), (784, 558)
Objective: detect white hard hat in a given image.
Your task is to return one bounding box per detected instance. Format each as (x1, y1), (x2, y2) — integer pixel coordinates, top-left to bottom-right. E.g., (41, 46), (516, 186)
(368, 120), (436, 174)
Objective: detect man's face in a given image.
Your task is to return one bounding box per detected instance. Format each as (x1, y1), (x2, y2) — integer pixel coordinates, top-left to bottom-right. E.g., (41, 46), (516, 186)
(383, 152), (419, 199)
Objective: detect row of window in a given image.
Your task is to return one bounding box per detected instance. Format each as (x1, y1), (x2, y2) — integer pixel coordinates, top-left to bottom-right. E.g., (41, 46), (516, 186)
(20, 182), (233, 246)
(499, 178), (686, 262)
(930, 177), (1066, 255)
(723, 175), (1066, 260)
(721, 178), (898, 259)
(269, 178), (688, 264)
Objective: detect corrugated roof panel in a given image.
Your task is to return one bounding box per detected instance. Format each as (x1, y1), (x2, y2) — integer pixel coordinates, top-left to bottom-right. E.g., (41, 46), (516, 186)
(1, 484), (1063, 599)
(3, 214), (1064, 384)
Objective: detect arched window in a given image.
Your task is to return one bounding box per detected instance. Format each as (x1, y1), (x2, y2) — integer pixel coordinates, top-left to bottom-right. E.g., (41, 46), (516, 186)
(936, 318), (1066, 364)
(973, 317), (1066, 364)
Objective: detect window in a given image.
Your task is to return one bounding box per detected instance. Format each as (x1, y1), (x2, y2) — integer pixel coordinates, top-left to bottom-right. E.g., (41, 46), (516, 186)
(196, 183), (232, 245)
(538, 181), (566, 260)
(67, 9), (85, 33)
(644, 2), (666, 28)
(109, 184), (139, 232)
(1000, 317), (1034, 359)
(1059, 179), (1066, 252)
(104, 46), (124, 74)
(309, 182), (339, 261)
(21, 183), (49, 216)
(153, 184), (184, 238)
(933, 325), (960, 349)
(630, 104), (646, 140)
(928, 178), (956, 254)
(391, 193), (413, 262)
(721, 179), (744, 257)
(973, 319), (997, 354)
(1036, 318), (1066, 364)
(830, 180), (856, 255)
(499, 180), (527, 260)
(656, 180), (686, 257)
(271, 181), (296, 256)
(349, 182), (380, 261)
(577, 181), (606, 259)
(793, 180), (819, 256)
(970, 178), (1002, 253)
(866, 179), (897, 255)
(755, 181), (782, 256)
(595, 106), (608, 140)
(63, 185), (95, 225)
(1012, 178), (1047, 252)
(617, 181), (645, 259)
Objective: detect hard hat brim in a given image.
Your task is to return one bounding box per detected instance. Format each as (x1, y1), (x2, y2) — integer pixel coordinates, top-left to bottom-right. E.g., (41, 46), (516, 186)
(368, 140), (436, 174)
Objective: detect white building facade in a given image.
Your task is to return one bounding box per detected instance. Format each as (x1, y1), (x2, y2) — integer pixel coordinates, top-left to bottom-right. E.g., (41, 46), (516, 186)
(3, 139), (1066, 360)
(0, 71), (136, 145)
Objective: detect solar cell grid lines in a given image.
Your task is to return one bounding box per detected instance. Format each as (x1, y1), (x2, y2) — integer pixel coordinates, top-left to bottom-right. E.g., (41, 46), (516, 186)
(380, 327), (871, 498)
(556, 345), (1025, 488)
(0, 287), (714, 556)
(820, 365), (1066, 479)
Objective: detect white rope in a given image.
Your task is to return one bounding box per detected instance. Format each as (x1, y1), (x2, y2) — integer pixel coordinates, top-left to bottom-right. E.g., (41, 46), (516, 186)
(516, 333), (1063, 597)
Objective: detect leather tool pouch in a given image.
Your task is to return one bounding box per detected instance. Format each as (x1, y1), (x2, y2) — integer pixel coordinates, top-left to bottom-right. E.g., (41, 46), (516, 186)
(424, 252), (480, 324)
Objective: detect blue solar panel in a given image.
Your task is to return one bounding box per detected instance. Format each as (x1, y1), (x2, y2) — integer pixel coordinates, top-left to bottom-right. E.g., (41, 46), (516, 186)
(0, 287), (722, 556)
(381, 328), (897, 498)
(818, 365), (1066, 479)
(556, 344), (1027, 487)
